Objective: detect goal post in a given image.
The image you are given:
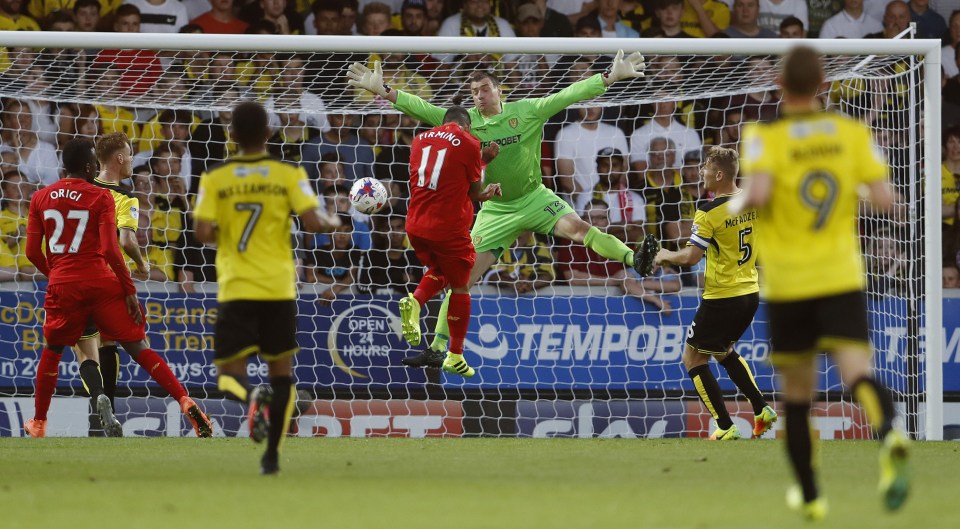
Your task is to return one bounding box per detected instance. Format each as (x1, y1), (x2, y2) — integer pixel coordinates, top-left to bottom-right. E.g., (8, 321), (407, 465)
(0, 33), (944, 440)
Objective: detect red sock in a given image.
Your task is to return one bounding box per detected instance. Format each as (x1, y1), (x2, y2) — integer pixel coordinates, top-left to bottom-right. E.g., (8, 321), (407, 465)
(413, 270), (448, 306)
(447, 293), (471, 355)
(135, 349), (187, 401)
(34, 348), (62, 421)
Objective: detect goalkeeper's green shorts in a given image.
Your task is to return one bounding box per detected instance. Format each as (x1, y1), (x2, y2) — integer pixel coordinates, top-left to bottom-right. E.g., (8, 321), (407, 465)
(470, 185), (572, 255)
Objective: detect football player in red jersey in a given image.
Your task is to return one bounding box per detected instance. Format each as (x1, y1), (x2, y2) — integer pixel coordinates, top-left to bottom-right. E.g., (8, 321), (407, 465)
(23, 139), (211, 438)
(398, 106), (501, 377)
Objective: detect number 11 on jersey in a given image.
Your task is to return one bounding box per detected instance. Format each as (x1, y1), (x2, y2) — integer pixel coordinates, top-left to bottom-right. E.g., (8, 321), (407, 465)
(416, 145), (447, 190)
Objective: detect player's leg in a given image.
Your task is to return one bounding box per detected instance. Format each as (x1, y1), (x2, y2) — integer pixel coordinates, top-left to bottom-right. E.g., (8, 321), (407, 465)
(426, 250), (498, 355)
(778, 360), (827, 521)
(553, 212), (636, 268)
(98, 339), (120, 406)
(401, 235), (450, 347)
(436, 245), (477, 378)
(684, 300), (739, 439)
(712, 293), (777, 437)
(257, 300), (301, 475)
(75, 326), (107, 436)
(27, 285), (85, 438)
(768, 299), (827, 520)
(96, 281), (212, 437)
(820, 292), (909, 511)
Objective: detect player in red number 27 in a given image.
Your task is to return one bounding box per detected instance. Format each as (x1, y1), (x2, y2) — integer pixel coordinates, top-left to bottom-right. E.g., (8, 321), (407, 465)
(399, 106), (501, 377)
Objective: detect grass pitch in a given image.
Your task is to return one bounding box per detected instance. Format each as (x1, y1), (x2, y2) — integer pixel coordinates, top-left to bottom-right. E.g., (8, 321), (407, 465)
(0, 438), (955, 529)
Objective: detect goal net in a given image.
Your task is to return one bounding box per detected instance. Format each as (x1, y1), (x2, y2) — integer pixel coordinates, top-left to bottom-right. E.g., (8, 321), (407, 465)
(0, 34), (944, 440)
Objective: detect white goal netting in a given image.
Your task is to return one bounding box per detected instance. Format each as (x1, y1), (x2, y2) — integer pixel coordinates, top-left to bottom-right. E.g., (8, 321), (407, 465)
(0, 35), (943, 439)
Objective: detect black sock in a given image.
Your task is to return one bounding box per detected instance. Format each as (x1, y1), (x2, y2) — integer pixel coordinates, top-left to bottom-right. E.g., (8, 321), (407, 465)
(79, 359), (105, 398)
(266, 376), (294, 458)
(98, 345), (120, 406)
(218, 373), (251, 403)
(851, 377), (895, 438)
(785, 402), (818, 502)
(720, 351), (767, 415)
(688, 364), (732, 430)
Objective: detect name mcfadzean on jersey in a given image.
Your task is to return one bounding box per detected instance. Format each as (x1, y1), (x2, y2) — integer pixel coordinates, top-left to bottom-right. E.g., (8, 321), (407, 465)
(48, 189), (84, 201)
(217, 183), (288, 200)
(724, 210), (757, 229)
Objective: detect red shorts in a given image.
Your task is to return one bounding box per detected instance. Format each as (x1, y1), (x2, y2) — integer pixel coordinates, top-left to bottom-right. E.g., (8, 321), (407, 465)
(408, 233), (476, 288)
(44, 280), (146, 346)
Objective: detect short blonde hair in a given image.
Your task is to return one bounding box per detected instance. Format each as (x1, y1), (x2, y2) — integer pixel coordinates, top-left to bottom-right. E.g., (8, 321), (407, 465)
(705, 146), (739, 179)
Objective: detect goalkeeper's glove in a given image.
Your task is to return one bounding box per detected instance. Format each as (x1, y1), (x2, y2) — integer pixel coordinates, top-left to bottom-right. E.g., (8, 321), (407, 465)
(604, 50), (646, 84)
(346, 61), (388, 97)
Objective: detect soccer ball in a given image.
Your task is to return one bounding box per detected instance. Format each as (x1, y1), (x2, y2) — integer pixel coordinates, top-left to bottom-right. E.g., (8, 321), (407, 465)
(349, 177), (388, 214)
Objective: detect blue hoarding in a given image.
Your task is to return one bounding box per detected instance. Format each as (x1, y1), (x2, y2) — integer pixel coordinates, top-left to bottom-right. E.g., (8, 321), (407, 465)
(0, 291), (957, 393)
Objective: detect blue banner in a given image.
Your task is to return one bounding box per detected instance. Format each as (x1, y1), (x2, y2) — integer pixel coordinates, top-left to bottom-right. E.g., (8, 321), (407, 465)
(1, 292), (958, 393)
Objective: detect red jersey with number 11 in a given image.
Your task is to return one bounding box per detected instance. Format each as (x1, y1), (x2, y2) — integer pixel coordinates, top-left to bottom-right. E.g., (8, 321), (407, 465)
(27, 178), (134, 293)
(407, 122), (483, 239)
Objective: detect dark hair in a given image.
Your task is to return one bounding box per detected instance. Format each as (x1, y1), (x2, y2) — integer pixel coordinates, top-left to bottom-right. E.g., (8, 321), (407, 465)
(782, 46), (823, 97)
(95, 132), (130, 163)
(320, 152), (341, 164)
(158, 109), (194, 125)
(74, 0), (101, 12)
(45, 10), (76, 29)
(442, 106), (471, 127)
(246, 20), (278, 34)
(587, 198), (610, 210)
(655, 0), (683, 9)
(705, 146), (739, 180)
(575, 15), (602, 33)
(468, 70), (500, 87)
(62, 138), (98, 178)
(779, 16), (804, 32)
(179, 23), (203, 33)
(114, 3), (141, 19)
(944, 125), (960, 146)
(313, 0), (345, 16)
(231, 101), (270, 151)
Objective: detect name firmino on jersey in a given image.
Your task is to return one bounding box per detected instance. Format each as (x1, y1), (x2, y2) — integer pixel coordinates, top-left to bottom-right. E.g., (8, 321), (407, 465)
(725, 211), (757, 228)
(218, 183), (288, 199)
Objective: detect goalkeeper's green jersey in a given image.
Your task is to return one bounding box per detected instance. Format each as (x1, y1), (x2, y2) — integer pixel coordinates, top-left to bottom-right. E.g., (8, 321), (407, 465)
(393, 74), (607, 202)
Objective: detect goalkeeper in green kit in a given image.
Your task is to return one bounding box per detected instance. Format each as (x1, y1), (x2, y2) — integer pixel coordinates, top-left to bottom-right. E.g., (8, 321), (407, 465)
(347, 51), (648, 373)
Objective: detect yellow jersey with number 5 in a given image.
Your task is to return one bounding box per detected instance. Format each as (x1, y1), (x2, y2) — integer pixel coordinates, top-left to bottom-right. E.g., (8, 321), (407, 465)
(739, 111), (887, 302)
(194, 153), (319, 302)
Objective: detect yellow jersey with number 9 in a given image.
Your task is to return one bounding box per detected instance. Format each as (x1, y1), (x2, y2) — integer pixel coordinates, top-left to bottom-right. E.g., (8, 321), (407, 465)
(194, 153), (319, 302)
(740, 111), (887, 302)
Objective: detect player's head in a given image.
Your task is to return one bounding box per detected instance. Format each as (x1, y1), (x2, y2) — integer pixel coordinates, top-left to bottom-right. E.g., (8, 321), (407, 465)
(442, 106), (471, 132)
(779, 45), (823, 99)
(779, 16), (805, 38)
(230, 101), (271, 153)
(468, 71), (502, 116)
(95, 132), (133, 178)
(62, 138), (99, 182)
(944, 263), (960, 288)
(702, 146), (739, 192)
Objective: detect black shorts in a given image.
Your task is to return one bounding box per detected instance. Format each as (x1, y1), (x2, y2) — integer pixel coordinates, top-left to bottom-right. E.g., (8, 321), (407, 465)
(80, 318), (100, 341)
(687, 293), (759, 354)
(767, 290), (870, 360)
(213, 300), (300, 365)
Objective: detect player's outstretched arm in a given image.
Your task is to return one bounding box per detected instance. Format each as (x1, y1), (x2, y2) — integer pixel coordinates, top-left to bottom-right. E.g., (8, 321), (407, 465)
(470, 182), (502, 202)
(347, 61), (445, 126)
(655, 246), (705, 268)
(300, 207), (342, 233)
(25, 202), (49, 277)
(602, 49), (646, 87)
(119, 228), (150, 277)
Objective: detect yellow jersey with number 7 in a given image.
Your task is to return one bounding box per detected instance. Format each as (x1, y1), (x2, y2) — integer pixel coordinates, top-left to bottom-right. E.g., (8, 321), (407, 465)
(739, 111), (887, 302)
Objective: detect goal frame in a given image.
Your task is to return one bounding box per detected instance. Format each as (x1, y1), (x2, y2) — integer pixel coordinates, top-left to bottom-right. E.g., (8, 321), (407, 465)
(0, 33), (943, 440)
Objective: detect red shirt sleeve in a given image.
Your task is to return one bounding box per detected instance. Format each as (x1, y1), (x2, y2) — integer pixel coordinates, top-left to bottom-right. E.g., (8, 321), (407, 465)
(465, 133), (483, 183)
(25, 194), (49, 277)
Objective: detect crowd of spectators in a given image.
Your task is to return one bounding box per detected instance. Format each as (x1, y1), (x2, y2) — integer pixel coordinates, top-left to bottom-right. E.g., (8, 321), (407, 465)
(0, 0), (953, 303)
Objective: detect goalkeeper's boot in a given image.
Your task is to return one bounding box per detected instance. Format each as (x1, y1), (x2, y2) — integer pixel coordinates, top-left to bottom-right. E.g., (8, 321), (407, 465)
(708, 423), (741, 440)
(786, 485), (828, 522)
(261, 451), (279, 476)
(25, 418), (46, 438)
(180, 396), (213, 438)
(248, 385), (273, 444)
(401, 348), (446, 369)
(753, 405), (779, 438)
(879, 429), (910, 511)
(97, 394), (123, 438)
(442, 352), (475, 378)
(398, 293), (422, 346)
